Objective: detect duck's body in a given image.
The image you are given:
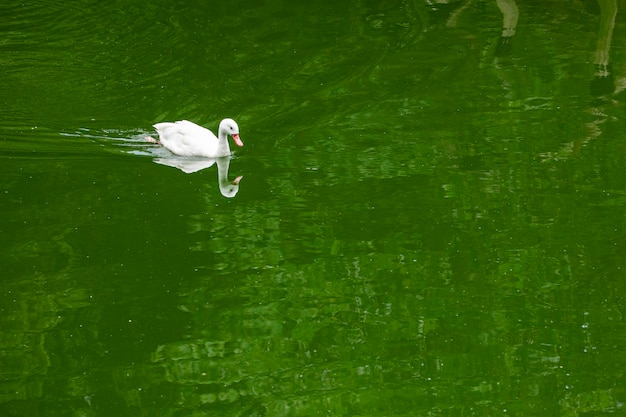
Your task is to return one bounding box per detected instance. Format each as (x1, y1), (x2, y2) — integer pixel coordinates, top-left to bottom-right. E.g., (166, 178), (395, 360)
(151, 118), (243, 157)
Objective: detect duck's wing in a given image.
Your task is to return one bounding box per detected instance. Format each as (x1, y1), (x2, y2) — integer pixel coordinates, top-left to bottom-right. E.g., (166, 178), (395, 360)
(153, 120), (217, 156)
(173, 120), (219, 143)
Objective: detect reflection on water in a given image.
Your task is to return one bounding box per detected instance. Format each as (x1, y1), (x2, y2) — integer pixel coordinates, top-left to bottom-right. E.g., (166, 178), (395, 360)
(592, 0), (618, 95)
(154, 155), (243, 197)
(1, 1), (626, 416)
(495, 0), (518, 55)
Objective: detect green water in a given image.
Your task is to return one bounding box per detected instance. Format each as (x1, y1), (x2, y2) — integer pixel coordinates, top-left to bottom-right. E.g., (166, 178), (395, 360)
(1, 0), (625, 415)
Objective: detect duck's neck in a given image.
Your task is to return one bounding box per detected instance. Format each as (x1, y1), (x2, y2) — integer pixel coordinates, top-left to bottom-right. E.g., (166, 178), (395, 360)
(216, 132), (231, 157)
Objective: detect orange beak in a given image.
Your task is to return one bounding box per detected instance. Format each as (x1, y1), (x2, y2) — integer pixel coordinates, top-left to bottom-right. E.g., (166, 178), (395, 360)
(232, 133), (243, 147)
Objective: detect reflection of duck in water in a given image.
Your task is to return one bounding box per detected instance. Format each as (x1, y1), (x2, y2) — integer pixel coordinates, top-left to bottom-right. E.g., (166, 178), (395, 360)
(145, 118), (243, 157)
(154, 156), (243, 198)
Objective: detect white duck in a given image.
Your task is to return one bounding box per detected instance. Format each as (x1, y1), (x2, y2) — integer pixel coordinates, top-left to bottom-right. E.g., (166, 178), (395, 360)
(149, 118), (243, 157)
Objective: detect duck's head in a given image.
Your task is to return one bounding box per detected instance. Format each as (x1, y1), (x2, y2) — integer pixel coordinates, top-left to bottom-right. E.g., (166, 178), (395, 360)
(219, 118), (243, 147)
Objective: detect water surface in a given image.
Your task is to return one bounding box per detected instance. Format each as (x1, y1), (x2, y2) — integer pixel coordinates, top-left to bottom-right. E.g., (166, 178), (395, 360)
(1, 1), (625, 416)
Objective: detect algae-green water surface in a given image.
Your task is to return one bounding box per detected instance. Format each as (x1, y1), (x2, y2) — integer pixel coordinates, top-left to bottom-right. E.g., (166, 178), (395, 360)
(1, 1), (625, 415)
